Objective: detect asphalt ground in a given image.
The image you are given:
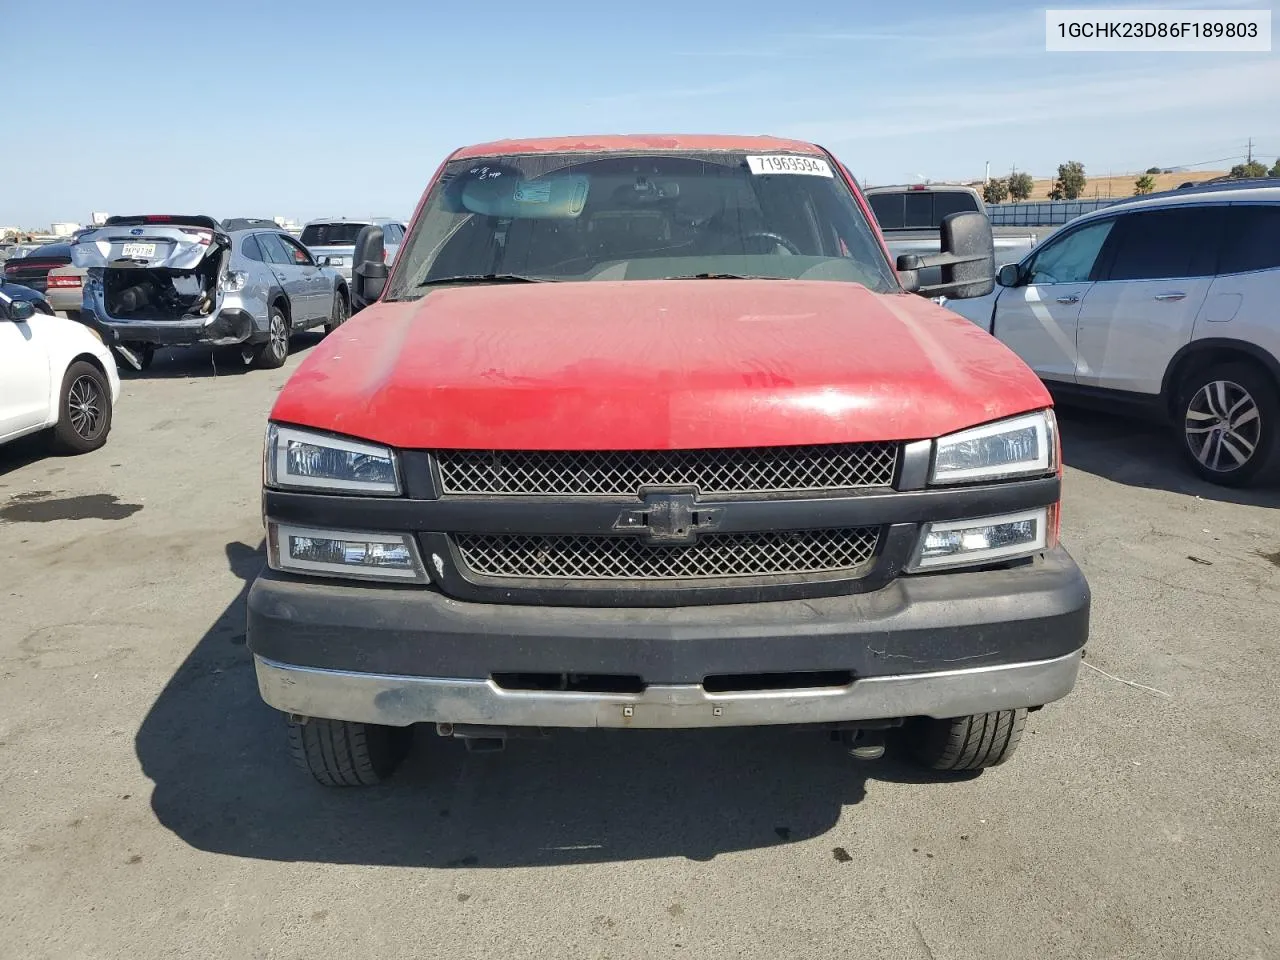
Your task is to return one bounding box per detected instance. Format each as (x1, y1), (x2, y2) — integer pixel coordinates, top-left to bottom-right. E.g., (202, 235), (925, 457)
(2, 335), (1277, 960)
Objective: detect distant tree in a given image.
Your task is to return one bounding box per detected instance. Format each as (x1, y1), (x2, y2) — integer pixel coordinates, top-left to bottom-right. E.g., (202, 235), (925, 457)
(1145, 166), (1162, 175)
(1048, 161), (1087, 200)
(1229, 160), (1268, 179)
(1008, 171), (1034, 202)
(1271, 159), (1280, 178)
(1134, 174), (1156, 195)
(983, 178), (1009, 204)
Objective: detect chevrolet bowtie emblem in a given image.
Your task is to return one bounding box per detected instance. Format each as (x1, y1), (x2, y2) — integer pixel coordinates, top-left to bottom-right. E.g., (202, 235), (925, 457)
(613, 492), (723, 544)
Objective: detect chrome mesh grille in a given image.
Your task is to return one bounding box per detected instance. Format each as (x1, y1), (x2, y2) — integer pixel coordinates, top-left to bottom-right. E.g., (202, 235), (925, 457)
(436, 444), (899, 497)
(453, 528), (880, 581)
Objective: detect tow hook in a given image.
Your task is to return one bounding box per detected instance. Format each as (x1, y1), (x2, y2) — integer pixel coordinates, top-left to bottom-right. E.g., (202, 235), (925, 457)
(114, 344), (143, 371)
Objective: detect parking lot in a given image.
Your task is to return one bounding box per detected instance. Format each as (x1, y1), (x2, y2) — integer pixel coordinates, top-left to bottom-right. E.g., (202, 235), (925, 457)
(1, 338), (1278, 960)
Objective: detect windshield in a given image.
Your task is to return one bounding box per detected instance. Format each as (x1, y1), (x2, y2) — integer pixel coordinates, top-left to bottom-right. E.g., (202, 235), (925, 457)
(300, 223), (369, 247)
(867, 190), (982, 230)
(385, 151), (897, 300)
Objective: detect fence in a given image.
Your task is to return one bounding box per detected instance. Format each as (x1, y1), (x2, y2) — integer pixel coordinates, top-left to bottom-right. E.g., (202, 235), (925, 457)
(987, 198), (1124, 227)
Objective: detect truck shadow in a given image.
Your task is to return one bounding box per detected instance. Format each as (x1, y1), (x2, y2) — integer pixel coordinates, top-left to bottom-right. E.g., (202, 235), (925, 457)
(1057, 407), (1280, 508)
(134, 540), (976, 868)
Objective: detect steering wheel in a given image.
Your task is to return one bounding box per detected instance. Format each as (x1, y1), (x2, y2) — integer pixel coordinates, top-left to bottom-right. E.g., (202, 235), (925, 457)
(741, 230), (802, 255)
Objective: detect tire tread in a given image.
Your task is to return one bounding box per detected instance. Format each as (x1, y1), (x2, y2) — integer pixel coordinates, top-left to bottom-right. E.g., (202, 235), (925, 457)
(912, 709), (1026, 771)
(287, 717), (409, 786)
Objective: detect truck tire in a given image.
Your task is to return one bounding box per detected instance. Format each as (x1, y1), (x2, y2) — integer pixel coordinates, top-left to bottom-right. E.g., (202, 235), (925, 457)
(909, 709), (1026, 771)
(1177, 361), (1279, 487)
(287, 717), (411, 786)
(49, 360), (113, 454)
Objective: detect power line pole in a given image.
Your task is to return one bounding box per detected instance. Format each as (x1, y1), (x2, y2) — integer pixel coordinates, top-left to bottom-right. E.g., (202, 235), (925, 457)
(1247, 137), (1254, 163)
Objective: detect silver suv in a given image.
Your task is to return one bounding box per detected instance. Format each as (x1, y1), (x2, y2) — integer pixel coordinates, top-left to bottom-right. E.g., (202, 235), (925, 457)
(73, 215), (351, 371)
(949, 179), (1280, 486)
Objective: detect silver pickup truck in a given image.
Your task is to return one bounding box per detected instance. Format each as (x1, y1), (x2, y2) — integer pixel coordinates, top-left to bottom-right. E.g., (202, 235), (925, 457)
(865, 185), (1037, 291)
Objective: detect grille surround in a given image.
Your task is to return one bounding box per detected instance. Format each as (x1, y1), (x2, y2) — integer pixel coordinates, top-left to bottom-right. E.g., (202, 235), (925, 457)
(452, 528), (881, 582)
(436, 444), (899, 498)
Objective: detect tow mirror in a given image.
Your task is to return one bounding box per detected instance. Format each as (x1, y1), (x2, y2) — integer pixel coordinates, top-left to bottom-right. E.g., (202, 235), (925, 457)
(997, 262), (1024, 287)
(9, 299), (35, 322)
(896, 211), (995, 300)
(352, 224), (389, 311)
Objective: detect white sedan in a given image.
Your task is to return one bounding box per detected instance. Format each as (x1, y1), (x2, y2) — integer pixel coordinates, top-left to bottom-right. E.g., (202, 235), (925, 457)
(0, 282), (120, 454)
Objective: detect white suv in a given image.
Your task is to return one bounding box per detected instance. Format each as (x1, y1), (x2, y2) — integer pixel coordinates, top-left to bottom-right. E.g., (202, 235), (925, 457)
(958, 181), (1280, 487)
(0, 283), (120, 454)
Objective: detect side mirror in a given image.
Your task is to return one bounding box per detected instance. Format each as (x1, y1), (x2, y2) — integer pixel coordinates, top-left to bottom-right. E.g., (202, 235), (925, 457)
(997, 262), (1024, 287)
(896, 211), (995, 301)
(351, 224), (389, 311)
(9, 299), (35, 322)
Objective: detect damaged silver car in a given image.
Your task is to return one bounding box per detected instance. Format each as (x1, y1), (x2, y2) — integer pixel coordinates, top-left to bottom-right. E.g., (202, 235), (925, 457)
(72, 215), (350, 371)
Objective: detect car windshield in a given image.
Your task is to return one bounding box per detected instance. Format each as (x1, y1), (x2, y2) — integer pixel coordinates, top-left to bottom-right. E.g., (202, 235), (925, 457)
(300, 223), (369, 246)
(385, 151), (897, 299)
(867, 190), (981, 230)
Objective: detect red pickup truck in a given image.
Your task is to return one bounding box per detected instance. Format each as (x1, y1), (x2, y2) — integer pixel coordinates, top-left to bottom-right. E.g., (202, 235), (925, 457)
(248, 135), (1089, 786)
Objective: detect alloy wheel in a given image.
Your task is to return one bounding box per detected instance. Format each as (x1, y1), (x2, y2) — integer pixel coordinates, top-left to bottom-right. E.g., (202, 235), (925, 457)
(68, 375), (103, 440)
(270, 315), (288, 359)
(1184, 379), (1261, 473)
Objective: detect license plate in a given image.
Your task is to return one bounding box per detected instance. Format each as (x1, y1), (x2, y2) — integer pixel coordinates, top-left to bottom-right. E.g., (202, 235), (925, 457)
(327, 256), (346, 267)
(120, 243), (156, 258)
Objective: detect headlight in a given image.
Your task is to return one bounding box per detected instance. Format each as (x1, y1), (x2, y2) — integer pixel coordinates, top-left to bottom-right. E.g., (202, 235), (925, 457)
(267, 522), (428, 583)
(931, 410), (1056, 484)
(265, 424), (400, 495)
(909, 508), (1049, 572)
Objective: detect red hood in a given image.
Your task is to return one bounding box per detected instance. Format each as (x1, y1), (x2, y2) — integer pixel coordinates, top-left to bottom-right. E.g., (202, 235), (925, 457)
(272, 280), (1050, 449)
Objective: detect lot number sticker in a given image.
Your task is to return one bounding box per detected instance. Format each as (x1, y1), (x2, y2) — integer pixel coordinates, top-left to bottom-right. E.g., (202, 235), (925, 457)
(513, 181), (553, 203)
(747, 155), (833, 177)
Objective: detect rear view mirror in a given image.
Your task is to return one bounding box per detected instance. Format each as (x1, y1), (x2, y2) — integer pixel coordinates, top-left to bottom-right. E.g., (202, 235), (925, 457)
(352, 225), (389, 311)
(461, 174), (590, 220)
(896, 211), (995, 300)
(9, 299), (35, 322)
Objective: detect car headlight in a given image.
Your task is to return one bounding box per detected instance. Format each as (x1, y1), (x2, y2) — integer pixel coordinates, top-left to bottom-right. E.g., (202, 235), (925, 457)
(267, 522), (428, 583)
(931, 410), (1056, 484)
(264, 424), (400, 495)
(909, 507), (1050, 572)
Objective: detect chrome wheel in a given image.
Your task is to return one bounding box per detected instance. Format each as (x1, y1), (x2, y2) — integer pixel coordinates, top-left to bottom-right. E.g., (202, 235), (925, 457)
(68, 375), (104, 440)
(1184, 379), (1261, 473)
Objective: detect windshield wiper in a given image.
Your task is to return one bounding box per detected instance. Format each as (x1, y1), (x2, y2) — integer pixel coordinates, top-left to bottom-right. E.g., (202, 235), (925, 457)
(666, 273), (789, 280)
(416, 274), (557, 287)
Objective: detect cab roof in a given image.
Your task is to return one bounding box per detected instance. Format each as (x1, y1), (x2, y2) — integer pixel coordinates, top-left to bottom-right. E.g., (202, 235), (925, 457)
(451, 134), (828, 161)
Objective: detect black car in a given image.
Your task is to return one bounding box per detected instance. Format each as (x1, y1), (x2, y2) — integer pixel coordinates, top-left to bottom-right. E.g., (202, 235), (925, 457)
(0, 276), (53, 313)
(1, 242), (73, 294)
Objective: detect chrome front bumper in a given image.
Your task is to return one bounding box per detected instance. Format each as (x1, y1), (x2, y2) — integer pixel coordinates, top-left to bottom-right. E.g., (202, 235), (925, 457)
(254, 649), (1083, 729)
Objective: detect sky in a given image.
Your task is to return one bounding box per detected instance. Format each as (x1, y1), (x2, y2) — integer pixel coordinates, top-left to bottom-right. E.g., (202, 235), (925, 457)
(2, 0), (1277, 227)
